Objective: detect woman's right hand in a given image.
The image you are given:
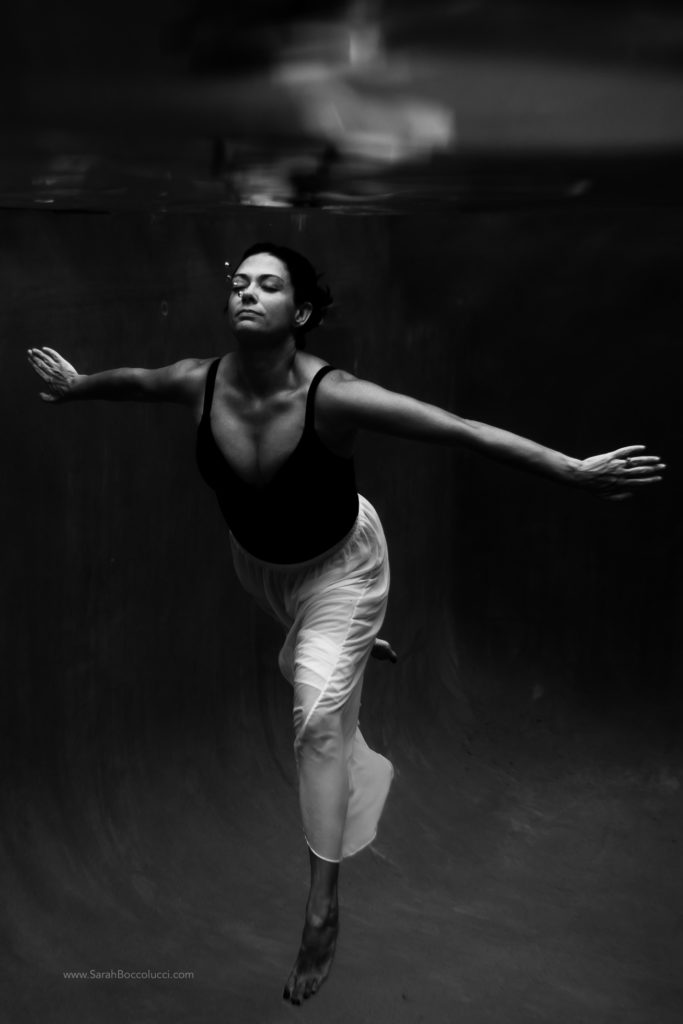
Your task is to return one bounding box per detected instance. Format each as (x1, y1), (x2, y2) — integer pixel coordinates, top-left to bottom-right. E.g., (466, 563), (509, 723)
(27, 347), (81, 402)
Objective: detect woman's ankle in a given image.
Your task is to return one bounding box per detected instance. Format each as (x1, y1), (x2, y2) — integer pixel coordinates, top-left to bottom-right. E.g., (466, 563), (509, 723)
(305, 892), (338, 927)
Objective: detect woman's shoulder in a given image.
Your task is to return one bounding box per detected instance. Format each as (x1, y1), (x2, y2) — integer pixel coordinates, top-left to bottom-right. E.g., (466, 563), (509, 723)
(167, 356), (218, 378)
(304, 358), (360, 440)
(172, 356), (219, 395)
(299, 352), (356, 386)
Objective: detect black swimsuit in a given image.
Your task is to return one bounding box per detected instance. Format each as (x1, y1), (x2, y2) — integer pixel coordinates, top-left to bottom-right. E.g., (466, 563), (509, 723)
(196, 360), (359, 564)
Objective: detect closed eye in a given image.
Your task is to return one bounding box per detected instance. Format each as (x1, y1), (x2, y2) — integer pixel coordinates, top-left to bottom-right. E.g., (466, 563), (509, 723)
(230, 274), (283, 292)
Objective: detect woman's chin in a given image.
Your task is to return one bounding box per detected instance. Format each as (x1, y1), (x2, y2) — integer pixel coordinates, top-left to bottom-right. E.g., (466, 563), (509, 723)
(232, 320), (267, 338)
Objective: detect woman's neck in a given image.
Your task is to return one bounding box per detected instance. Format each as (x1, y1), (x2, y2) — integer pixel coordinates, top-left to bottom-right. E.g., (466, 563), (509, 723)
(230, 338), (299, 398)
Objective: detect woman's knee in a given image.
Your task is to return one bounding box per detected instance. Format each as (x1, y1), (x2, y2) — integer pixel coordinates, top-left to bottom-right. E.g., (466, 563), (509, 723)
(294, 708), (345, 761)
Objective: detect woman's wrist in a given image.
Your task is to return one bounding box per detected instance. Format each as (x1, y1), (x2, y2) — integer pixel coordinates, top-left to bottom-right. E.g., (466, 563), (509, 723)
(561, 454), (584, 486)
(66, 373), (90, 400)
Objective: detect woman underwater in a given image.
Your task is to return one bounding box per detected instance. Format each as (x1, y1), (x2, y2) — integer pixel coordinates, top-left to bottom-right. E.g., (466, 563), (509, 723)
(27, 242), (665, 1005)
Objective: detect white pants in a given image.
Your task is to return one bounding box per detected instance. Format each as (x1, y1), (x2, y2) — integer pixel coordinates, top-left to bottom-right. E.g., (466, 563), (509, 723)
(231, 495), (393, 862)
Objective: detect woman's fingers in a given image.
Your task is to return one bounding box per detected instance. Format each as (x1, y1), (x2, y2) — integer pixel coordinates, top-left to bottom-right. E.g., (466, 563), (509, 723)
(42, 346), (66, 361)
(28, 353), (59, 379)
(28, 347), (64, 370)
(30, 362), (58, 385)
(43, 347), (75, 372)
(613, 451), (666, 489)
(28, 349), (52, 369)
(623, 464), (666, 477)
(612, 444), (647, 458)
(617, 476), (663, 486)
(33, 346), (59, 364)
(621, 456), (664, 471)
(29, 361), (53, 382)
(28, 348), (77, 400)
(602, 475), (662, 500)
(32, 346), (78, 376)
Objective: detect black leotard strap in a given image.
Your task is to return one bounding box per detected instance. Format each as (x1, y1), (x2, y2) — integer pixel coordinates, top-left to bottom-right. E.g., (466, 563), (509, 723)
(304, 365), (335, 431)
(201, 358), (221, 421)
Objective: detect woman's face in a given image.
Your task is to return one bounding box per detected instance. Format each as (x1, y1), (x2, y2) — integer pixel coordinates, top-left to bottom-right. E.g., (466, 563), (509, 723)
(227, 252), (309, 342)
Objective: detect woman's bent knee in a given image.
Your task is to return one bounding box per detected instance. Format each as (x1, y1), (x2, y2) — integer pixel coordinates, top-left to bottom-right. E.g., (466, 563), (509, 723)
(294, 709), (345, 762)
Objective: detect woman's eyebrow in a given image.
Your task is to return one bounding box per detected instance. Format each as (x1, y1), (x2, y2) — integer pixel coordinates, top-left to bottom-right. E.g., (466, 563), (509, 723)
(232, 273), (284, 283)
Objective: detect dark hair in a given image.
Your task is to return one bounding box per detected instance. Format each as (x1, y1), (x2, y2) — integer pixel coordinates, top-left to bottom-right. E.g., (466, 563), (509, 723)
(235, 242), (333, 350)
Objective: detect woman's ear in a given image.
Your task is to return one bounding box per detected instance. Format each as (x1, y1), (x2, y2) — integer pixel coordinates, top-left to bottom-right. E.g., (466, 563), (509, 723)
(295, 302), (313, 328)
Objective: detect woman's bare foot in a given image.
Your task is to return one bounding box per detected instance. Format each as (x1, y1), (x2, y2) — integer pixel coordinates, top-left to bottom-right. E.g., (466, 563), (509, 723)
(283, 900), (339, 1005)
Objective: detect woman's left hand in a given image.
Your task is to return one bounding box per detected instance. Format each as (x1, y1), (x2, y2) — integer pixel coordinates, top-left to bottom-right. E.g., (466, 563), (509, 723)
(371, 638), (398, 663)
(577, 445), (666, 500)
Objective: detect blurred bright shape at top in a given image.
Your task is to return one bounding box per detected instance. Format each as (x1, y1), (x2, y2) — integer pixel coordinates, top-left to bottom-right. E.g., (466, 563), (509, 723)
(274, 16), (455, 166)
(1, 0), (682, 210)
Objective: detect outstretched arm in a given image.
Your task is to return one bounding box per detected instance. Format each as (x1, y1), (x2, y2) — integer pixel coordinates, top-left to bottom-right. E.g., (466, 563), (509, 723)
(27, 347), (203, 405)
(321, 373), (665, 501)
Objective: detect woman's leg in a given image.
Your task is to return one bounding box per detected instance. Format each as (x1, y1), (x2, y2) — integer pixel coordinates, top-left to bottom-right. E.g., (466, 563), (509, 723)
(286, 588), (390, 860)
(235, 498), (391, 1001)
(294, 695), (351, 861)
(283, 849), (340, 1004)
(282, 574), (390, 1001)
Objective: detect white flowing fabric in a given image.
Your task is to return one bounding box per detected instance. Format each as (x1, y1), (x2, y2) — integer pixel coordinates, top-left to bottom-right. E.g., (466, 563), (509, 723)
(231, 495), (393, 862)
